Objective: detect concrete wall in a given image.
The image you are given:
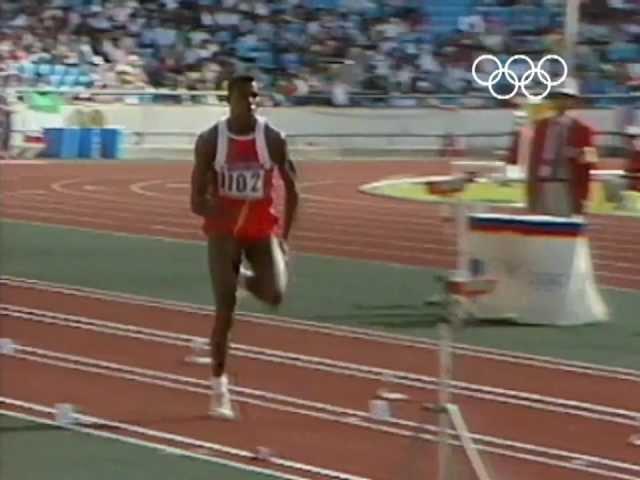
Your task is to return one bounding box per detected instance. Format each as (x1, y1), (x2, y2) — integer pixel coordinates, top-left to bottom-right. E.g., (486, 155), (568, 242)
(11, 103), (630, 160)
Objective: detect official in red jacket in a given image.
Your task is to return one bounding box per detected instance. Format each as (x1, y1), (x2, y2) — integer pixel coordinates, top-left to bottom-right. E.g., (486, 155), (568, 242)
(520, 78), (597, 217)
(625, 126), (640, 192)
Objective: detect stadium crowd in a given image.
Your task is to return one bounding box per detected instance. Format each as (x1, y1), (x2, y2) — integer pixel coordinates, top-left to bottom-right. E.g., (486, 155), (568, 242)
(0, 0), (639, 106)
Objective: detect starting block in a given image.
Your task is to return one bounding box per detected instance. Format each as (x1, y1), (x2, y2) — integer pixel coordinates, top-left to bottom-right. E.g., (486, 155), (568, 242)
(184, 338), (211, 364)
(370, 373), (411, 420)
(190, 338), (208, 353)
(254, 446), (275, 461)
(0, 338), (17, 355)
(184, 355), (211, 365)
(369, 399), (392, 420)
(376, 389), (410, 401)
(376, 373), (410, 402)
(54, 403), (80, 427)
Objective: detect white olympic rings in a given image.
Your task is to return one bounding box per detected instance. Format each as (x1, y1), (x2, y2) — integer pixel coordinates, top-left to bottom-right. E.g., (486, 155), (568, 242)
(471, 54), (568, 101)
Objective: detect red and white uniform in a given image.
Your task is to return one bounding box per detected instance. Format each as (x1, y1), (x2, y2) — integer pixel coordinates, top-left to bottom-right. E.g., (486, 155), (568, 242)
(525, 115), (595, 216)
(202, 116), (282, 240)
(506, 123), (533, 171)
(627, 136), (640, 192)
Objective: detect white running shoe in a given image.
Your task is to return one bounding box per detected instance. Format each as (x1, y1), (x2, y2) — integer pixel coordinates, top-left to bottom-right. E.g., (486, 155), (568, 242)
(272, 236), (289, 293)
(209, 375), (235, 420)
(237, 255), (254, 290)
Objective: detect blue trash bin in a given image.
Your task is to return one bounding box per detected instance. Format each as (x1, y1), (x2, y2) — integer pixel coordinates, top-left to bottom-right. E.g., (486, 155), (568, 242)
(43, 128), (64, 158)
(79, 128), (102, 159)
(43, 127), (80, 159)
(100, 127), (124, 159)
(60, 128), (80, 159)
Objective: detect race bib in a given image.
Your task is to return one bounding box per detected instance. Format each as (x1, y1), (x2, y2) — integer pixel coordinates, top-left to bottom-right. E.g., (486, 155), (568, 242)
(218, 168), (265, 199)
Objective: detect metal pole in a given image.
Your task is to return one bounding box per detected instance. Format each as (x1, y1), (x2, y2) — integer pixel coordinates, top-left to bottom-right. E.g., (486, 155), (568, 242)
(437, 319), (454, 480)
(455, 196), (470, 278)
(564, 0), (580, 76)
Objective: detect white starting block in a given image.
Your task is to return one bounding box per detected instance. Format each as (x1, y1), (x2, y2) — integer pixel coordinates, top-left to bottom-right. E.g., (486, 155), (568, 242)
(369, 399), (393, 420)
(184, 338), (211, 364)
(369, 372), (410, 420)
(0, 338), (17, 355)
(54, 403), (80, 427)
(376, 389), (409, 401)
(254, 446), (276, 461)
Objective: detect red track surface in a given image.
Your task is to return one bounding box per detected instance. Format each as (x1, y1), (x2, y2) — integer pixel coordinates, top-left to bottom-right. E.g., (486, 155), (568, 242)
(1, 160), (640, 479)
(2, 161), (640, 289)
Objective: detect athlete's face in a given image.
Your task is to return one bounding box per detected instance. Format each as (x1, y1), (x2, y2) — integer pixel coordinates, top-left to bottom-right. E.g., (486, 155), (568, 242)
(230, 81), (259, 116)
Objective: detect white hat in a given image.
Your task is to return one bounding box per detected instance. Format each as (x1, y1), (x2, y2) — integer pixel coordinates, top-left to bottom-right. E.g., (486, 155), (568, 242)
(115, 64), (134, 74)
(127, 54), (143, 66)
(625, 125), (640, 136)
(552, 77), (580, 97)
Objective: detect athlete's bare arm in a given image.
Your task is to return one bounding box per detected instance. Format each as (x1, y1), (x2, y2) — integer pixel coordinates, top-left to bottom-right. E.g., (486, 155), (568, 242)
(267, 125), (298, 241)
(190, 126), (218, 217)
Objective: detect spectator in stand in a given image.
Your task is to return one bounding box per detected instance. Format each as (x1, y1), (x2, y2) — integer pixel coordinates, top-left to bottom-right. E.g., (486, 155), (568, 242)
(0, 0), (638, 106)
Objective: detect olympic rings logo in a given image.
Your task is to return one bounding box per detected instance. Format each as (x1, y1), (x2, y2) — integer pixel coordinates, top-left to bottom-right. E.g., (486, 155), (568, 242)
(471, 54), (568, 100)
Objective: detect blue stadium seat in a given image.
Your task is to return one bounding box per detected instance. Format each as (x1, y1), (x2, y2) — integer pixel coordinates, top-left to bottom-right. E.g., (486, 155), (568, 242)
(65, 67), (80, 78)
(306, 0), (341, 9)
(76, 75), (93, 87)
(38, 64), (53, 76)
(607, 44), (636, 62)
(257, 51), (277, 70)
(48, 75), (63, 88)
(61, 76), (78, 87)
(18, 63), (36, 79)
(424, 0), (475, 33)
(53, 64), (67, 77)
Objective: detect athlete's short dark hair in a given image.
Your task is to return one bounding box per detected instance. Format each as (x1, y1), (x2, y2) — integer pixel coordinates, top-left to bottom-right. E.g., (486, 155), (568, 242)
(227, 75), (255, 96)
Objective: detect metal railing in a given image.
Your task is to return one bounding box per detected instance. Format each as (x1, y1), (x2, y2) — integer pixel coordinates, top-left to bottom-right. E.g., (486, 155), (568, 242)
(7, 87), (640, 109)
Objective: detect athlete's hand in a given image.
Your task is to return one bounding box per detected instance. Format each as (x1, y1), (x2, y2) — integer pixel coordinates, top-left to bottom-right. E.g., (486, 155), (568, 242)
(193, 196), (221, 217)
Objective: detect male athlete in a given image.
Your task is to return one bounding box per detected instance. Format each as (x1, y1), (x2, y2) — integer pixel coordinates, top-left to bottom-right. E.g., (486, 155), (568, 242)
(190, 75), (299, 419)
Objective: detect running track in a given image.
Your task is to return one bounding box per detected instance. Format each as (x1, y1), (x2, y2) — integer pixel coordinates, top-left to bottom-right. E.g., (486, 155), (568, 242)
(1, 160), (640, 479)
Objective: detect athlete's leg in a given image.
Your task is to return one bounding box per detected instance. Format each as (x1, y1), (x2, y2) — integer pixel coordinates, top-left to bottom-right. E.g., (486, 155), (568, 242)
(207, 234), (242, 418)
(243, 235), (288, 307)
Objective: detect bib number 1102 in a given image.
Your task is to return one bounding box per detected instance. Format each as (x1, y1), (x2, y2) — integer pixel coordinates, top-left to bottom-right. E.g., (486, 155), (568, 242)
(219, 169), (264, 199)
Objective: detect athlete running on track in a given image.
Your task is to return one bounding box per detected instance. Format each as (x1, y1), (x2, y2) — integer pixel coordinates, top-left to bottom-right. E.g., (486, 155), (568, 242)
(190, 75), (299, 419)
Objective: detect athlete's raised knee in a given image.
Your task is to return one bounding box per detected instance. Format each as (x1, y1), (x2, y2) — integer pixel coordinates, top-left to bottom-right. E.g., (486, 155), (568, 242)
(256, 282), (284, 306)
